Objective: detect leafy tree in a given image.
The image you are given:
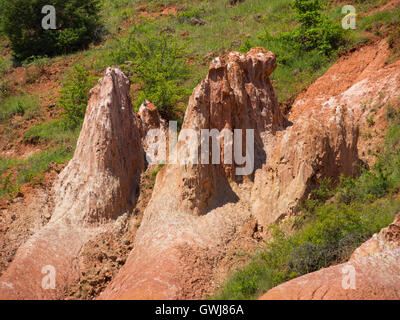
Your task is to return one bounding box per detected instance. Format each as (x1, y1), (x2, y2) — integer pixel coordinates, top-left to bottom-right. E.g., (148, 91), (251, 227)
(1, 0), (103, 63)
(58, 65), (95, 128)
(110, 28), (190, 119)
(290, 0), (344, 54)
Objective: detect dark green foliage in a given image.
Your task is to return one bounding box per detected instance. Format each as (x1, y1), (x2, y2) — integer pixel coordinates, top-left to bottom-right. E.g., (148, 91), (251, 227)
(109, 28), (190, 119)
(259, 0), (344, 57)
(58, 65), (96, 128)
(1, 0), (103, 63)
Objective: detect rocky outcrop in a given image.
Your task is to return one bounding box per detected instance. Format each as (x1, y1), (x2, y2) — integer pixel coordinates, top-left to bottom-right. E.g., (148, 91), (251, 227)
(251, 40), (400, 226)
(351, 213), (400, 260)
(53, 68), (145, 224)
(288, 40), (399, 167)
(99, 48), (284, 299)
(258, 42), (400, 301)
(260, 214), (400, 300)
(250, 102), (358, 226)
(173, 48), (287, 214)
(99, 48), (359, 300)
(4, 42), (393, 300)
(137, 100), (168, 164)
(0, 68), (145, 299)
(260, 248), (400, 300)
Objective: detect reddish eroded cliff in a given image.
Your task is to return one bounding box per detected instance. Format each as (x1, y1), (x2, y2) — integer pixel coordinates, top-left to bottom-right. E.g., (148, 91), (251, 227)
(99, 48), (359, 299)
(0, 68), (145, 299)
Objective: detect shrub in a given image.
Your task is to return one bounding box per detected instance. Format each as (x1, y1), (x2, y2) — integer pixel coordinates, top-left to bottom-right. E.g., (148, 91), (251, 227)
(241, 0), (344, 103)
(109, 28), (190, 119)
(58, 65), (96, 128)
(1, 0), (104, 63)
(276, 0), (344, 56)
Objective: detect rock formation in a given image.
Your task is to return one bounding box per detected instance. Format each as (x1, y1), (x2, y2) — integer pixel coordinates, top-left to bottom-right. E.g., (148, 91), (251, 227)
(252, 40), (400, 226)
(3, 42), (395, 300)
(99, 48), (359, 299)
(260, 214), (400, 300)
(137, 100), (168, 165)
(0, 68), (145, 299)
(351, 213), (400, 260)
(259, 41), (400, 301)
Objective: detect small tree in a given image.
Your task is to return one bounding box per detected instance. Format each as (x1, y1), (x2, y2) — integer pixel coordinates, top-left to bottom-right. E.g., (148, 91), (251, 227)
(1, 0), (103, 63)
(110, 29), (190, 119)
(58, 65), (95, 128)
(291, 0), (344, 55)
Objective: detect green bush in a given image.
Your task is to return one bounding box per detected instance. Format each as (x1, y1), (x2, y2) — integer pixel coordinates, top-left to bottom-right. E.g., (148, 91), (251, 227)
(258, 0), (344, 57)
(1, 0), (104, 63)
(58, 65), (96, 128)
(240, 0), (344, 103)
(109, 28), (190, 119)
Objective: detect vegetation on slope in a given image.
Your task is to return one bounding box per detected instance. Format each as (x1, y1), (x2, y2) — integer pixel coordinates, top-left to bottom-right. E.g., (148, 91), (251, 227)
(214, 104), (400, 300)
(1, 0), (104, 63)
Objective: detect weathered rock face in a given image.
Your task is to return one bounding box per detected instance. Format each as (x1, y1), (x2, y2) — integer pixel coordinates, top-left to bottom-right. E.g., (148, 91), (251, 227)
(138, 100), (167, 135)
(351, 213), (400, 260)
(174, 48), (287, 215)
(288, 40), (398, 167)
(99, 48), (285, 300)
(251, 104), (359, 226)
(53, 68), (145, 224)
(137, 100), (168, 164)
(0, 68), (145, 299)
(258, 43), (400, 300)
(4, 41), (395, 300)
(260, 214), (400, 300)
(251, 40), (400, 226)
(260, 248), (400, 300)
(99, 48), (360, 300)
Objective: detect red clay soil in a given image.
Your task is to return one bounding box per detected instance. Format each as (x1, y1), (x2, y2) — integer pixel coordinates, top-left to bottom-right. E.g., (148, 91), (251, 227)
(0, 167), (61, 276)
(290, 39), (399, 166)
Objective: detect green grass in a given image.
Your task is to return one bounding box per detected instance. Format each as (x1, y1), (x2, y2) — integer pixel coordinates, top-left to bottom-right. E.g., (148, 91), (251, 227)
(0, 145), (74, 198)
(23, 119), (81, 144)
(213, 104), (400, 300)
(91, 0), (399, 107)
(0, 94), (40, 122)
